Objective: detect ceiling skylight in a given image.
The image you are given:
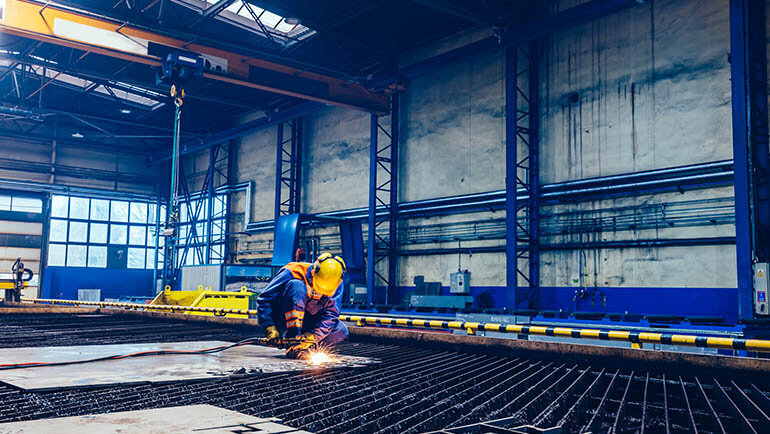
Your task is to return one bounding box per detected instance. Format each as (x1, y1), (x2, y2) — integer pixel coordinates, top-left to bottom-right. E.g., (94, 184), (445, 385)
(0, 60), (164, 110)
(175, 0), (316, 48)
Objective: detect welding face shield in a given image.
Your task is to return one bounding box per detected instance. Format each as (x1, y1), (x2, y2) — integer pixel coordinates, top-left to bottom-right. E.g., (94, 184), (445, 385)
(309, 253), (346, 298)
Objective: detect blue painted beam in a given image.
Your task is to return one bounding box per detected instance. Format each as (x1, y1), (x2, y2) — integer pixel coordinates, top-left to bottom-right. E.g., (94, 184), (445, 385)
(274, 122), (284, 224)
(528, 40), (541, 310)
(151, 101), (322, 163)
(505, 45), (518, 311)
(729, 0), (754, 320)
(367, 114), (378, 305)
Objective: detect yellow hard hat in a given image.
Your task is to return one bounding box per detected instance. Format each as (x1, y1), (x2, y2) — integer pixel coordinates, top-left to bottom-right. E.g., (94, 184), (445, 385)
(311, 252), (346, 297)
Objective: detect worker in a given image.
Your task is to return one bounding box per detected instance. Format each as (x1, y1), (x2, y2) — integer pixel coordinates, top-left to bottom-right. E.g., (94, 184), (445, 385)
(257, 252), (348, 359)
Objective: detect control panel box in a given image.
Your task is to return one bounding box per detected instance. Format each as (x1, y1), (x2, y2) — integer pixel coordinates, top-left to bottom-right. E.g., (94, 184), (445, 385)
(351, 284), (367, 304)
(755, 263), (769, 316)
(450, 271), (471, 294)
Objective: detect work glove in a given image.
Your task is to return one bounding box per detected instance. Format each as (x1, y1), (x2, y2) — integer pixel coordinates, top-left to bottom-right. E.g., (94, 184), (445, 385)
(286, 332), (315, 359)
(264, 325), (280, 345)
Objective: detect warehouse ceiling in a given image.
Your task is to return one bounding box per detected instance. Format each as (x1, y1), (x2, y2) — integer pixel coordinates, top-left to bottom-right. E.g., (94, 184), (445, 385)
(0, 0), (524, 155)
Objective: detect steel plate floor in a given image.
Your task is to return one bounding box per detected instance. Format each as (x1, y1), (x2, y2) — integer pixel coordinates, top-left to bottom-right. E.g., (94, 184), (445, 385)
(0, 313), (768, 433)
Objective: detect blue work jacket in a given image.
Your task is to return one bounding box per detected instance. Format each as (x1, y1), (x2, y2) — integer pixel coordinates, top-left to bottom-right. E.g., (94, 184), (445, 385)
(256, 264), (343, 341)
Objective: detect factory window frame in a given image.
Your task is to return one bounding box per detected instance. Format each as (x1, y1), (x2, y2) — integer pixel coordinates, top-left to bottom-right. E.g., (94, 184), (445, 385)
(174, 193), (227, 266)
(47, 195), (165, 269)
(0, 194), (43, 213)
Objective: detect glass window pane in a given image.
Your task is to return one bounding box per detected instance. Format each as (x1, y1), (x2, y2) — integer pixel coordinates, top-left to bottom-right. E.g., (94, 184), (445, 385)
(129, 225), (146, 245)
(260, 10), (282, 27)
(197, 200), (207, 220)
(69, 197), (89, 220)
(66, 245), (87, 267)
(196, 223), (207, 238)
(51, 195), (68, 218)
(12, 197), (42, 213)
(160, 205), (167, 223)
(89, 223), (108, 244)
(211, 244), (223, 263)
(147, 227), (157, 247)
(127, 248), (145, 269)
(130, 202), (147, 223)
(49, 219), (67, 242)
(213, 196), (225, 217)
(145, 248), (157, 269)
(109, 224), (127, 244)
(111, 201), (128, 222)
(47, 243), (66, 266)
(179, 204), (188, 223)
(148, 203), (157, 224)
(90, 199), (109, 221)
(68, 221), (87, 243)
(0, 196), (10, 211)
(87, 246), (107, 268)
(178, 225), (188, 242)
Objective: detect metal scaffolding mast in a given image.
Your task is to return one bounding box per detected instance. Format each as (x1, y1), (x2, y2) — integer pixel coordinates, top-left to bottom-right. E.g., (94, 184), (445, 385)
(506, 41), (540, 311)
(367, 96), (399, 305)
(274, 118), (303, 221)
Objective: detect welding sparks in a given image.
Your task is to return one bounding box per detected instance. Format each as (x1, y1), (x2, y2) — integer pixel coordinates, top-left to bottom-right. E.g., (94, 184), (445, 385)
(307, 350), (334, 366)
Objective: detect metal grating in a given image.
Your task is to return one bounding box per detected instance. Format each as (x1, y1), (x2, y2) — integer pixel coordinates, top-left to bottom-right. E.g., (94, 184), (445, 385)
(0, 314), (769, 433)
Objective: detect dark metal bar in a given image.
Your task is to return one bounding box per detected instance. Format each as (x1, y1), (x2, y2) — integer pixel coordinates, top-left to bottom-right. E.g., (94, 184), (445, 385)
(610, 372), (635, 433)
(584, 369), (620, 433)
(527, 39), (540, 310)
(273, 122), (284, 224)
(714, 378), (756, 433)
(679, 376), (698, 433)
(388, 95), (399, 304)
(505, 45), (518, 310)
(367, 113), (378, 305)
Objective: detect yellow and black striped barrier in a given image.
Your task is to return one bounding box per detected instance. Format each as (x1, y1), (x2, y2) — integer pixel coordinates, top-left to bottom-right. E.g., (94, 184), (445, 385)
(339, 314), (770, 353)
(23, 298), (258, 317)
(22, 299), (770, 353)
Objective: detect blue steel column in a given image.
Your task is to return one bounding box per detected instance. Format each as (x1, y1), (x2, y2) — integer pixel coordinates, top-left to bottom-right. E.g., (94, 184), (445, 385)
(528, 40), (541, 308)
(505, 46), (518, 310)
(730, 0), (754, 319)
(274, 123), (284, 224)
(205, 145), (216, 263)
(367, 114), (378, 305)
(388, 95), (400, 303)
(293, 118), (304, 215)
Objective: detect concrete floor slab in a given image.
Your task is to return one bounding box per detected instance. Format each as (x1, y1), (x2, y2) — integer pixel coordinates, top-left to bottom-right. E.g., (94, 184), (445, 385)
(0, 341), (370, 390)
(0, 404), (312, 433)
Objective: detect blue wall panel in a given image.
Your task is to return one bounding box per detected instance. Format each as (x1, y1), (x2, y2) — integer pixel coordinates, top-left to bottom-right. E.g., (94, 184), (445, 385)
(42, 266), (155, 300)
(538, 286), (738, 323)
(390, 285), (738, 323)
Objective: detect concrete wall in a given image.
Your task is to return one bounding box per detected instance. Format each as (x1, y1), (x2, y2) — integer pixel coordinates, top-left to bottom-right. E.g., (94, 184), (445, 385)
(223, 0), (743, 316)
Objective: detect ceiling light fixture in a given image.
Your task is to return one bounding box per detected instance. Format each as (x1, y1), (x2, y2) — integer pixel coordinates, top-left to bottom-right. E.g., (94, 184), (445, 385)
(284, 17), (301, 25)
(72, 131), (84, 139)
(120, 108), (131, 114)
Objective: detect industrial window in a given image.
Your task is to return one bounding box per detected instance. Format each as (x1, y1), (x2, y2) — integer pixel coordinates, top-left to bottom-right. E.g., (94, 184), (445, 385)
(0, 59), (165, 111)
(47, 195), (165, 269)
(0, 194), (43, 213)
(174, 193), (227, 267)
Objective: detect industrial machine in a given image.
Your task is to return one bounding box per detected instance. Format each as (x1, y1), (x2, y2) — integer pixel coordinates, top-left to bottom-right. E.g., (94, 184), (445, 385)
(1, 258), (33, 303)
(149, 287), (254, 319)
